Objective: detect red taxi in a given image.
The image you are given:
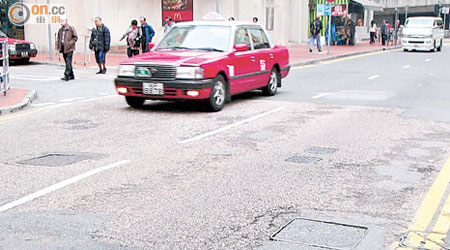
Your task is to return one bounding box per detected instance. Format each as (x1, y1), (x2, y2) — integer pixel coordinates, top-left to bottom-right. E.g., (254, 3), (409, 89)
(114, 21), (290, 111)
(0, 30), (38, 63)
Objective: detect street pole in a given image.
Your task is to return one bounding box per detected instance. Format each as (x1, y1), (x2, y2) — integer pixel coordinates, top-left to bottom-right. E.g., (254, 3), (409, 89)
(327, 3), (332, 55)
(216, 0), (219, 13)
(47, 0), (53, 60)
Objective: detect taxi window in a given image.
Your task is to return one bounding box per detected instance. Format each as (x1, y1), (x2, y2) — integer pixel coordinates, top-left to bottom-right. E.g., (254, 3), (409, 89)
(234, 28), (251, 48)
(249, 29), (271, 49)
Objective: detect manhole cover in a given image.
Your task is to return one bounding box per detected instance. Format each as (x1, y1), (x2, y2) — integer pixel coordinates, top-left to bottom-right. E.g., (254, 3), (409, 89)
(270, 218), (368, 250)
(305, 147), (338, 155)
(17, 153), (92, 167)
(286, 155), (322, 164)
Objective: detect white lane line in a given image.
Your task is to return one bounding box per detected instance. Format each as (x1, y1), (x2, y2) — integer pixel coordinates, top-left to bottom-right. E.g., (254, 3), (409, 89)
(11, 76), (61, 81)
(425, 58), (432, 62)
(368, 75), (380, 80)
(179, 107), (286, 144)
(312, 93), (331, 99)
(0, 160), (130, 212)
(402, 65), (411, 69)
(32, 102), (56, 107)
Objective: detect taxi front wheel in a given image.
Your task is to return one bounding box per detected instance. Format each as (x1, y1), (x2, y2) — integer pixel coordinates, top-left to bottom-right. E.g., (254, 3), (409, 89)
(125, 96), (146, 109)
(207, 75), (226, 112)
(263, 68), (280, 96)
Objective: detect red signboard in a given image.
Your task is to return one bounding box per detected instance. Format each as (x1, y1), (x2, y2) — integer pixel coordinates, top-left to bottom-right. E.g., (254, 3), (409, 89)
(332, 4), (347, 16)
(162, 0), (193, 25)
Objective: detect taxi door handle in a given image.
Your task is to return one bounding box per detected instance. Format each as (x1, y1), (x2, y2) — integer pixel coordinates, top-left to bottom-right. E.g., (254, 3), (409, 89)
(270, 54), (274, 59)
(251, 56), (256, 62)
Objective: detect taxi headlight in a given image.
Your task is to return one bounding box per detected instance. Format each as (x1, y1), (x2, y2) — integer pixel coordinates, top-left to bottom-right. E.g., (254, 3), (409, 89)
(118, 65), (135, 77)
(176, 66), (204, 79)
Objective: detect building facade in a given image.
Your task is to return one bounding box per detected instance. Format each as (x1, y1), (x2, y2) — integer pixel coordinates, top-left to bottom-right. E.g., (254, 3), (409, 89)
(374, 0), (450, 27)
(22, 0), (311, 54)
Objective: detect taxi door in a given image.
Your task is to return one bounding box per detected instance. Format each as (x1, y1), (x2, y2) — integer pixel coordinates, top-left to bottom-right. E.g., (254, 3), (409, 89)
(248, 28), (273, 89)
(228, 27), (261, 94)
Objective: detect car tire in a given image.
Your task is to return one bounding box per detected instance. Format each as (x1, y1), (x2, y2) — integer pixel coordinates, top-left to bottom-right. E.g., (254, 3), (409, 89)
(437, 39), (443, 52)
(125, 96), (146, 109)
(206, 75), (226, 112)
(403, 48), (408, 52)
(262, 68), (280, 96)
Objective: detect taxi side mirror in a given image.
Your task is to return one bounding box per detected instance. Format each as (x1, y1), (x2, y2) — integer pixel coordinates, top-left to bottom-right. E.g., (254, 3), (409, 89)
(233, 44), (249, 53)
(148, 43), (155, 50)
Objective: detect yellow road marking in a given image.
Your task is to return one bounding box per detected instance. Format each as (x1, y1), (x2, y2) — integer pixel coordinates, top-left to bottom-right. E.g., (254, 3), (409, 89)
(393, 157), (450, 249)
(0, 107), (47, 124)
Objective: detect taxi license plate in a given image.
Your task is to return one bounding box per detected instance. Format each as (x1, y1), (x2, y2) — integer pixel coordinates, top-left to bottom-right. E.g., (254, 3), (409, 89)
(21, 52), (28, 57)
(143, 83), (164, 95)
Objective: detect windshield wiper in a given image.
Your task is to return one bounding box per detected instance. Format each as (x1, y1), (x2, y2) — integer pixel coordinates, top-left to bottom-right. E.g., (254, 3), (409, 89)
(157, 46), (195, 51)
(192, 47), (224, 52)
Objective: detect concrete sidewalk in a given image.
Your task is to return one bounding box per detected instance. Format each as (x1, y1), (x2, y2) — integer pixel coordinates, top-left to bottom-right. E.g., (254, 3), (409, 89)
(31, 41), (401, 69)
(0, 88), (37, 116)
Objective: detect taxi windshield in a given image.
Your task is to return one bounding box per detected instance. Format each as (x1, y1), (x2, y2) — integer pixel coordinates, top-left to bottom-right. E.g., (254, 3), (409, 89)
(406, 19), (434, 28)
(156, 25), (231, 52)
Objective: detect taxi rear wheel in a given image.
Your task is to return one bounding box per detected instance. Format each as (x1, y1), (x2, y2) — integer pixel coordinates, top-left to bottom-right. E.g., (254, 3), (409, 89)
(125, 96), (146, 109)
(207, 75), (226, 112)
(262, 68), (280, 96)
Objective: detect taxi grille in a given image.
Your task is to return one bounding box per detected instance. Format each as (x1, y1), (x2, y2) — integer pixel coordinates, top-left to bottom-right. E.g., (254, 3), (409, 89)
(135, 64), (176, 80)
(16, 43), (31, 50)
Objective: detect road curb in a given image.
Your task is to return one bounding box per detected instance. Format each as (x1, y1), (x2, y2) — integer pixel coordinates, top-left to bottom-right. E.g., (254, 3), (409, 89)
(289, 46), (402, 67)
(0, 90), (38, 116)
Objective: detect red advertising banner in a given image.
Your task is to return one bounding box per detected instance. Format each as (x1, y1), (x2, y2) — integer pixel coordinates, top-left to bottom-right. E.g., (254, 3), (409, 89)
(162, 0), (193, 25)
(332, 4), (347, 16)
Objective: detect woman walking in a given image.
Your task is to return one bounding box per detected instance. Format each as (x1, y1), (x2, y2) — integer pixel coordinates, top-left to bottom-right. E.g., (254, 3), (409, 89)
(120, 20), (142, 58)
(369, 20), (377, 44)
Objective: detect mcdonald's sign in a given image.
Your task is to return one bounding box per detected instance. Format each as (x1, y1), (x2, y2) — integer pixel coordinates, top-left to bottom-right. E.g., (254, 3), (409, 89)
(161, 0), (193, 25)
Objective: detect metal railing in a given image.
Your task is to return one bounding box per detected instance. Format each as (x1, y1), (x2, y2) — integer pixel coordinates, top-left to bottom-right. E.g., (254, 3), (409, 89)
(0, 39), (10, 96)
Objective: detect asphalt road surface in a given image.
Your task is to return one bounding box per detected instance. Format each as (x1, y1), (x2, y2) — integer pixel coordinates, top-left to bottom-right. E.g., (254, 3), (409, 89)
(1, 47), (450, 250)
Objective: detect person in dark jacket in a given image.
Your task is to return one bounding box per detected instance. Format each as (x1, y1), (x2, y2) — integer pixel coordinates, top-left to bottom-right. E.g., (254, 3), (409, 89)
(56, 16), (78, 81)
(347, 19), (356, 45)
(381, 20), (388, 46)
(310, 16), (323, 52)
(140, 16), (155, 53)
(89, 16), (111, 74)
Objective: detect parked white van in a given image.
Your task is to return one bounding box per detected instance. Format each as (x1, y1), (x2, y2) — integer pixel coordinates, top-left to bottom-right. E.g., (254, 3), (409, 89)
(402, 17), (444, 52)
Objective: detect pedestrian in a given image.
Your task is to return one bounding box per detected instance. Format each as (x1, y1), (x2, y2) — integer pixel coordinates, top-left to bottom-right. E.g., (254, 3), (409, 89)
(120, 20), (142, 58)
(381, 20), (388, 46)
(309, 16), (323, 52)
(369, 20), (377, 44)
(252, 17), (258, 23)
(386, 21), (392, 46)
(164, 16), (174, 34)
(140, 16), (155, 53)
(348, 19), (356, 46)
(89, 16), (111, 74)
(56, 16), (78, 81)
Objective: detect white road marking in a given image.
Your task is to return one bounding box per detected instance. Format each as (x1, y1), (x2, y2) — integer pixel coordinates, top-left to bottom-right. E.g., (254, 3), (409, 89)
(179, 107), (286, 144)
(0, 160), (130, 212)
(11, 76), (61, 81)
(429, 73), (436, 76)
(312, 93), (331, 99)
(32, 102), (56, 107)
(425, 58), (432, 62)
(368, 75), (380, 80)
(402, 65), (411, 69)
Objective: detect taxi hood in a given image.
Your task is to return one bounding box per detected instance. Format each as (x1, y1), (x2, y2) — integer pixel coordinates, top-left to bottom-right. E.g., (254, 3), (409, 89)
(119, 50), (229, 66)
(0, 37), (33, 44)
